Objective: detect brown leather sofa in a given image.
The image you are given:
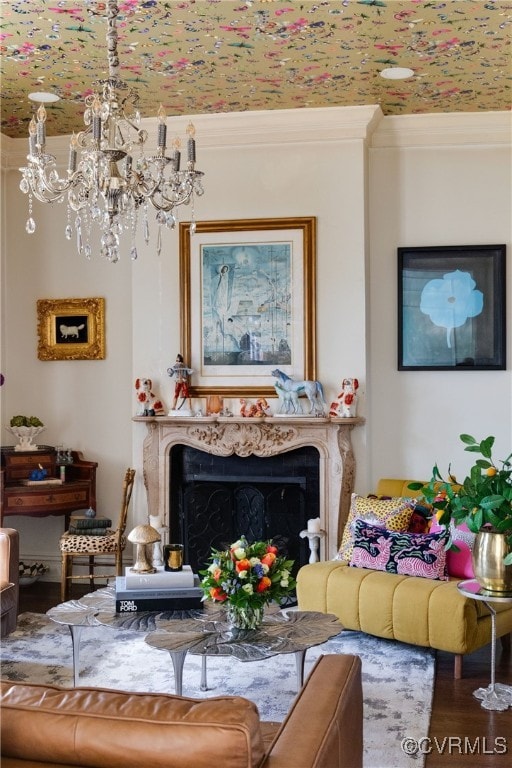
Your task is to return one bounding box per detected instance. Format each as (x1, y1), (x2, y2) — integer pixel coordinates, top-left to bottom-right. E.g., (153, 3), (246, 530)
(0, 528), (19, 638)
(1, 653), (363, 768)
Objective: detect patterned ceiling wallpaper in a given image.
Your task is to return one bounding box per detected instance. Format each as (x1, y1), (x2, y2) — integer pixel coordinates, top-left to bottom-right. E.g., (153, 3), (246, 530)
(1, 0), (510, 139)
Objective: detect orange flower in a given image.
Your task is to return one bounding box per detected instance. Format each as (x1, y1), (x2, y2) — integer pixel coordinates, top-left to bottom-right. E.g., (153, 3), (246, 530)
(235, 558), (251, 573)
(256, 576), (272, 593)
(261, 552), (276, 567)
(213, 568), (222, 581)
(266, 545), (278, 555)
(210, 586), (227, 602)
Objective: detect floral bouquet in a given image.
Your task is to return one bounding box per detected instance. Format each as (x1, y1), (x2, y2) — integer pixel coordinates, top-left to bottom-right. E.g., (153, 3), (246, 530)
(200, 536), (296, 629)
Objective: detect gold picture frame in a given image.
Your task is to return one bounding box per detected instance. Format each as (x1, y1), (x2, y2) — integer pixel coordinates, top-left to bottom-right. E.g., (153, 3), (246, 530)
(37, 298), (106, 361)
(179, 216), (317, 398)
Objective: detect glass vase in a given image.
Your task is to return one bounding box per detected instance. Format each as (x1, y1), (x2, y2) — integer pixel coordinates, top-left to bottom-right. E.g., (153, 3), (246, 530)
(227, 603), (264, 630)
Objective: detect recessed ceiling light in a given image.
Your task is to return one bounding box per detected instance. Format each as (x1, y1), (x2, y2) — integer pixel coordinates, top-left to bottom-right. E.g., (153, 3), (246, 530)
(28, 92), (60, 103)
(380, 67), (415, 80)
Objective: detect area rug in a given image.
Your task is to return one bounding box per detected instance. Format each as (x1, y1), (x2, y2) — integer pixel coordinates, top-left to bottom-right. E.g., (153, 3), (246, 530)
(1, 612), (435, 768)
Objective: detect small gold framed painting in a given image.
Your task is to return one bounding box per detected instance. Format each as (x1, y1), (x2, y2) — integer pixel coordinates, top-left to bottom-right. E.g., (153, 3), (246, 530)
(37, 297), (106, 361)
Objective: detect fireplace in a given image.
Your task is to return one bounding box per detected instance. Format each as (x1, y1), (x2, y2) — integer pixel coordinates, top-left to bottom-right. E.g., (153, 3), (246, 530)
(169, 444), (319, 575)
(138, 415), (364, 561)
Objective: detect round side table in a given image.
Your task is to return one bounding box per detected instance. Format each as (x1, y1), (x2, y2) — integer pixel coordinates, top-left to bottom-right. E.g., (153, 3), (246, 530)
(457, 578), (512, 711)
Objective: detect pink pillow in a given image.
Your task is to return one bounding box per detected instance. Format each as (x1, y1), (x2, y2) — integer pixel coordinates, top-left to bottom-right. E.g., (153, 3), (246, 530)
(430, 520), (474, 579)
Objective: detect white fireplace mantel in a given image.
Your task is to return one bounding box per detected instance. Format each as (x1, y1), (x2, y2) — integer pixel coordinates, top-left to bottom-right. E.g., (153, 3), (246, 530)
(135, 415), (365, 559)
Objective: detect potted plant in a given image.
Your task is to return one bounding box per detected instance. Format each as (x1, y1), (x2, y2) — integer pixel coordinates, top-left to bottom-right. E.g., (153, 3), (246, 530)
(6, 415), (45, 451)
(409, 434), (512, 592)
(200, 536), (296, 629)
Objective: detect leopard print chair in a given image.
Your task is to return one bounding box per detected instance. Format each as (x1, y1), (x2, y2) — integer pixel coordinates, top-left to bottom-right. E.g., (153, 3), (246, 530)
(59, 468), (135, 601)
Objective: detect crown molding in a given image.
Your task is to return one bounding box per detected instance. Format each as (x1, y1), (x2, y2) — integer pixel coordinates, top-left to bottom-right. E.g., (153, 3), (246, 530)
(2, 107), (509, 169)
(1, 105), (383, 169)
(371, 111), (512, 148)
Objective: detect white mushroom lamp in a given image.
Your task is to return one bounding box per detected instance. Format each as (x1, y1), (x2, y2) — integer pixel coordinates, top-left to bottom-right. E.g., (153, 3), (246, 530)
(128, 524), (161, 573)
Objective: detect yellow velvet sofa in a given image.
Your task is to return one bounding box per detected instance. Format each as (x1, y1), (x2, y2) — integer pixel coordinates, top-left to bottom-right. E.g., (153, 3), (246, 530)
(297, 479), (512, 678)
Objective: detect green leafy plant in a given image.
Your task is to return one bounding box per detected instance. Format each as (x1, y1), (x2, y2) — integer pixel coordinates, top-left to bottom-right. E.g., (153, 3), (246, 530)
(10, 415), (44, 427)
(409, 434), (512, 564)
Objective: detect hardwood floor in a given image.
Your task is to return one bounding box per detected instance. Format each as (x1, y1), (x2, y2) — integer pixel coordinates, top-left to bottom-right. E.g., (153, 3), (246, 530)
(16, 581), (512, 767)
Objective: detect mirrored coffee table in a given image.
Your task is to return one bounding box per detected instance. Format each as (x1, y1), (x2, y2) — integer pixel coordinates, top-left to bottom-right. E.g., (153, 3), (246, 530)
(47, 586), (342, 695)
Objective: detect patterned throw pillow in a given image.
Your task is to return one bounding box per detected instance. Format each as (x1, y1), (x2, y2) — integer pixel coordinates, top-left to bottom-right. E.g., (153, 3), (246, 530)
(349, 519), (449, 580)
(335, 494), (416, 562)
(429, 520), (475, 579)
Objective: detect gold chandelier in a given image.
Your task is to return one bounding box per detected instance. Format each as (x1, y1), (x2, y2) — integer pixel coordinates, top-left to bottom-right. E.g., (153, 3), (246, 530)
(19, 0), (204, 263)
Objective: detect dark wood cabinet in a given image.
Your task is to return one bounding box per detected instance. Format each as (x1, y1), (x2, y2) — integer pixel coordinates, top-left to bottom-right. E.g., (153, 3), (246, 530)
(1, 447), (97, 529)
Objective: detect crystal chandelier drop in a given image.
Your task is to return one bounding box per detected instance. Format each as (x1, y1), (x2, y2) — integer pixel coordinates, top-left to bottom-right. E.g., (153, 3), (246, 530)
(19, 0), (204, 263)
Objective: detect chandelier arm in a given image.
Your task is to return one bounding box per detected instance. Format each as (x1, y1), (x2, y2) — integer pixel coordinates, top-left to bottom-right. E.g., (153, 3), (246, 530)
(27, 163), (71, 200)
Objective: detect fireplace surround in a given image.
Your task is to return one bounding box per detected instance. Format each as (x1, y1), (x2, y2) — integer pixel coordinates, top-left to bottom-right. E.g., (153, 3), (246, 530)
(136, 415), (364, 561)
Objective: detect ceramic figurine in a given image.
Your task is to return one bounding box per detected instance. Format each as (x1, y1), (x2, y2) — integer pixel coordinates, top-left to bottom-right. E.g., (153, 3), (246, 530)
(255, 398), (271, 417)
(135, 378), (166, 417)
(271, 369), (326, 416)
(167, 354), (194, 415)
(240, 398), (258, 417)
(329, 378), (359, 418)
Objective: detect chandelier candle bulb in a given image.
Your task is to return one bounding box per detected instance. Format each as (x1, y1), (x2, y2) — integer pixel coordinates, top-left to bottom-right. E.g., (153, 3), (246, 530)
(187, 123), (196, 163)
(28, 118), (37, 154)
(68, 137), (77, 173)
(157, 105), (167, 149)
(36, 121), (45, 149)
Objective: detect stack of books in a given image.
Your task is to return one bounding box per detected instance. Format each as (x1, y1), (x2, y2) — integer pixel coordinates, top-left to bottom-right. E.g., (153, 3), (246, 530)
(68, 517), (112, 535)
(115, 564), (204, 613)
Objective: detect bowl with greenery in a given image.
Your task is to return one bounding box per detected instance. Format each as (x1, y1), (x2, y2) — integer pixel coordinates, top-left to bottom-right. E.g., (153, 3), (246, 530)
(6, 415), (45, 451)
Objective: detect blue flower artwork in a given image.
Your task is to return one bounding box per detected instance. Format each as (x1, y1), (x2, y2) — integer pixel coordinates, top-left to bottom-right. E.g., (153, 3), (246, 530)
(398, 245), (506, 371)
(419, 270), (483, 350)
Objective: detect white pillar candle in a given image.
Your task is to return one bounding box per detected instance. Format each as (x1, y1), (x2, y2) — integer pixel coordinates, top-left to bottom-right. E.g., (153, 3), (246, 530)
(149, 515), (162, 532)
(307, 517), (321, 533)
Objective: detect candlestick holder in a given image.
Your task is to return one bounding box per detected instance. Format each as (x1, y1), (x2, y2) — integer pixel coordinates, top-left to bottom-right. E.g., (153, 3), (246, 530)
(300, 529), (326, 564)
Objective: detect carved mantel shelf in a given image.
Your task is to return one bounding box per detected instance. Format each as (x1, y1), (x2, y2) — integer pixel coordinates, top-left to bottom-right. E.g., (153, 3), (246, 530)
(134, 415), (365, 559)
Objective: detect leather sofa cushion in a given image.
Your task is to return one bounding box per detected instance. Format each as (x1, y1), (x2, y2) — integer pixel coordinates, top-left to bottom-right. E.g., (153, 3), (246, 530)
(0, 583), (17, 615)
(1, 681), (265, 768)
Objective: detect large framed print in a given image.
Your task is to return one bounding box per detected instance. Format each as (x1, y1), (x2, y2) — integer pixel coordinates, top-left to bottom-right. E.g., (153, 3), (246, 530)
(398, 245), (506, 371)
(179, 217), (317, 397)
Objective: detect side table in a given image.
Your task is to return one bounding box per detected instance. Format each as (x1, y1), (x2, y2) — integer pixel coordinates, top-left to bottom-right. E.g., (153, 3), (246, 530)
(457, 578), (512, 711)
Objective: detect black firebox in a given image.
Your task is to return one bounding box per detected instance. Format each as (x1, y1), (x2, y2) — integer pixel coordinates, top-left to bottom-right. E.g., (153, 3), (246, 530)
(169, 445), (320, 579)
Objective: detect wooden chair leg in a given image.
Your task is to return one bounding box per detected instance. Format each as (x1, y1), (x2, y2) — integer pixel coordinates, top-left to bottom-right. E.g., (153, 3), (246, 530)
(453, 653), (463, 679)
(88, 555), (95, 590)
(61, 554), (70, 602)
(116, 549), (123, 577)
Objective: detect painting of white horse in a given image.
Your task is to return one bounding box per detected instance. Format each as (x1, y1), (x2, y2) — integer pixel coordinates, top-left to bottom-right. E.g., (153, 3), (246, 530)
(271, 369), (326, 416)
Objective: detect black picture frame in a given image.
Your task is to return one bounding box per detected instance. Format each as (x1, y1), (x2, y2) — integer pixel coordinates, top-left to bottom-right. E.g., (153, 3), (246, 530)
(398, 245), (506, 371)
